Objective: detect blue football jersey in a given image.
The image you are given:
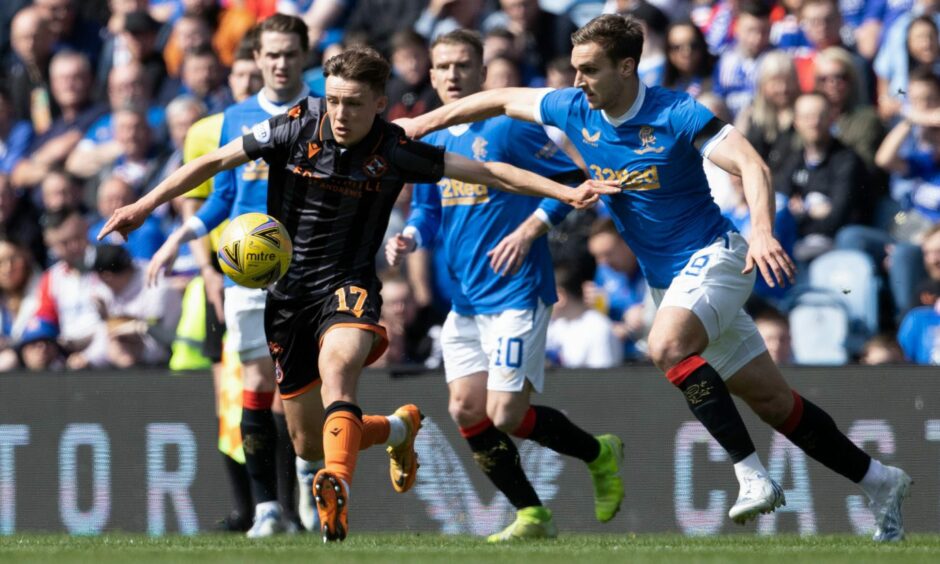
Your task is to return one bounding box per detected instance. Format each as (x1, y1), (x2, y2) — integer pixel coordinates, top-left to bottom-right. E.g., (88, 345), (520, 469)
(537, 85), (735, 289)
(407, 116), (579, 315)
(195, 87), (310, 287)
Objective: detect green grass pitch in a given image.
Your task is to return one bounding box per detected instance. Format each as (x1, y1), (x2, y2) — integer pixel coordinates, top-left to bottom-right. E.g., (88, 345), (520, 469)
(3, 534), (940, 563)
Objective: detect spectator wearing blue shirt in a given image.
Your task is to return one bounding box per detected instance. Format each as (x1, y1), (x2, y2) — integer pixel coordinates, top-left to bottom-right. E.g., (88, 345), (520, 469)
(897, 295), (940, 364)
(9, 50), (106, 191)
(89, 175), (165, 260)
(873, 3), (940, 122)
(856, 0), (914, 60)
(0, 87), (33, 176)
(713, 0), (772, 119)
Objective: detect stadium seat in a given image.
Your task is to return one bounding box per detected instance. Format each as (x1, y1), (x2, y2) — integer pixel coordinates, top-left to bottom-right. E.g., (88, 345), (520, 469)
(808, 249), (880, 347)
(787, 288), (850, 365)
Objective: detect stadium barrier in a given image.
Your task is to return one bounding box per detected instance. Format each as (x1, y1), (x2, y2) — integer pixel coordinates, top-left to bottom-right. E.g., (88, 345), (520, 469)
(1, 366), (939, 536)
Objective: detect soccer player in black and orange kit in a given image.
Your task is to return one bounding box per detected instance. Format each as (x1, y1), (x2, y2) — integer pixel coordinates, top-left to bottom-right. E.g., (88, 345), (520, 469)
(98, 47), (616, 542)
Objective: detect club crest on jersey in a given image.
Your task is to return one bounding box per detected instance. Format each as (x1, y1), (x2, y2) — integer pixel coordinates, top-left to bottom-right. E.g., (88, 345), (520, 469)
(634, 126), (665, 154)
(582, 128), (601, 147)
(472, 136), (488, 161)
(363, 155), (388, 178)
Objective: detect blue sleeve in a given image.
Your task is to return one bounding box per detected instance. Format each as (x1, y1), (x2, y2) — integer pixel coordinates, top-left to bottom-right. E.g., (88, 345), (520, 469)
(195, 122), (237, 230)
(0, 122), (33, 174)
(195, 167), (237, 230)
(406, 183), (442, 248)
(669, 93), (717, 147)
(538, 198), (573, 225)
(538, 88), (579, 130)
(503, 119), (578, 225)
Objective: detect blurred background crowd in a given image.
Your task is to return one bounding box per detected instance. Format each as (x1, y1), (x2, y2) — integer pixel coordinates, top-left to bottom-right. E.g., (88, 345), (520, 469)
(0, 0), (938, 373)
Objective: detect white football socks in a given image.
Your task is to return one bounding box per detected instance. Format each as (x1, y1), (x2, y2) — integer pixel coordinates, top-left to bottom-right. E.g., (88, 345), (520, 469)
(387, 414), (408, 447)
(734, 452), (769, 483)
(859, 459), (889, 500)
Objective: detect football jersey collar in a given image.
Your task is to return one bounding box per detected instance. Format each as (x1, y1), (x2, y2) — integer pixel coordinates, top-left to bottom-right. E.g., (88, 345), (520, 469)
(257, 84), (311, 116)
(601, 82), (646, 127)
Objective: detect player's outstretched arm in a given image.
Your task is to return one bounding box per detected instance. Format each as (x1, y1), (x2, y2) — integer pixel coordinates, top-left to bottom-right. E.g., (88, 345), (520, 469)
(442, 152), (617, 209)
(706, 128), (796, 288)
(398, 88), (547, 138)
(96, 138), (251, 241)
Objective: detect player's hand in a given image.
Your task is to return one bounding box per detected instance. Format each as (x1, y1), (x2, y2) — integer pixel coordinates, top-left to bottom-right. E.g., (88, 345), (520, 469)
(146, 237), (181, 286)
(744, 229), (797, 288)
(203, 266), (225, 323)
(488, 228), (534, 276)
(385, 233), (417, 266)
(567, 179), (619, 209)
(96, 202), (150, 242)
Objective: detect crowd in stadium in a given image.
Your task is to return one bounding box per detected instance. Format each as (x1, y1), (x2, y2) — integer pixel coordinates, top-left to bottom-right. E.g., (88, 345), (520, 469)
(0, 0), (938, 372)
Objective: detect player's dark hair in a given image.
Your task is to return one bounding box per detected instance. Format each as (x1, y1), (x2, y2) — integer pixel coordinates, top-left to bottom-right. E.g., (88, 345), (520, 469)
(738, 0), (772, 20)
(432, 29), (484, 64)
(324, 47), (391, 95)
(572, 14), (644, 65)
(256, 13), (309, 53)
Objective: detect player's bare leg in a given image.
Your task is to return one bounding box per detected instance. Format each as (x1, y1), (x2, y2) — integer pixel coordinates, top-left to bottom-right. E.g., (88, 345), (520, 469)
(727, 352), (912, 541)
(648, 306), (783, 524)
(487, 383), (624, 536)
(313, 327), (420, 542)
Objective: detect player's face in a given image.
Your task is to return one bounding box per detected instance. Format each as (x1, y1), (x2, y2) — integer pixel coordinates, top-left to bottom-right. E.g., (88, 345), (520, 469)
(571, 42), (634, 113)
(325, 76), (387, 146)
(430, 42), (485, 104)
(255, 31), (306, 100)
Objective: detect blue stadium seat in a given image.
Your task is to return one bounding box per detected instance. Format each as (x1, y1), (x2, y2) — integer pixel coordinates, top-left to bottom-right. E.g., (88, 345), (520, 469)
(808, 249), (880, 347)
(787, 288), (850, 365)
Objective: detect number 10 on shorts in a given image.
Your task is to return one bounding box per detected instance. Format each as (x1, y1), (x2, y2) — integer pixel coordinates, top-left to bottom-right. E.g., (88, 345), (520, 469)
(493, 337), (523, 368)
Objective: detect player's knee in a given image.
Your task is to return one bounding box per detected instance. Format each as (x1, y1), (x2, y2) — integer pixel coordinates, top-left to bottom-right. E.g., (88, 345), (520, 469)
(487, 403), (526, 434)
(649, 336), (692, 373)
(290, 428), (324, 462)
(448, 394), (486, 428)
(745, 388), (793, 427)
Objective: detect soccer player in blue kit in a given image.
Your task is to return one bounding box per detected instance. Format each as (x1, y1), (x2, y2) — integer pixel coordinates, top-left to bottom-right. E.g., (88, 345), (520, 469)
(400, 14), (913, 541)
(385, 30), (624, 542)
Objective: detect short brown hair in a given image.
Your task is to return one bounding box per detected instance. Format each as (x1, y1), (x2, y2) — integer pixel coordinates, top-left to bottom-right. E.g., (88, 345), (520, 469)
(256, 13), (309, 53)
(323, 47), (391, 94)
(572, 14), (644, 65)
(431, 29), (484, 64)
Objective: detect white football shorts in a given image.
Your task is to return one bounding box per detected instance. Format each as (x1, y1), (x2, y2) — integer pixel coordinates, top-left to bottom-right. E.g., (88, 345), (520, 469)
(649, 231), (767, 380)
(441, 300), (551, 392)
(223, 285), (270, 362)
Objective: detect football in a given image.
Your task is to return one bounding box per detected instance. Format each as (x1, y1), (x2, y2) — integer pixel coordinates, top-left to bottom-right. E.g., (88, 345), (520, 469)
(217, 213), (293, 288)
